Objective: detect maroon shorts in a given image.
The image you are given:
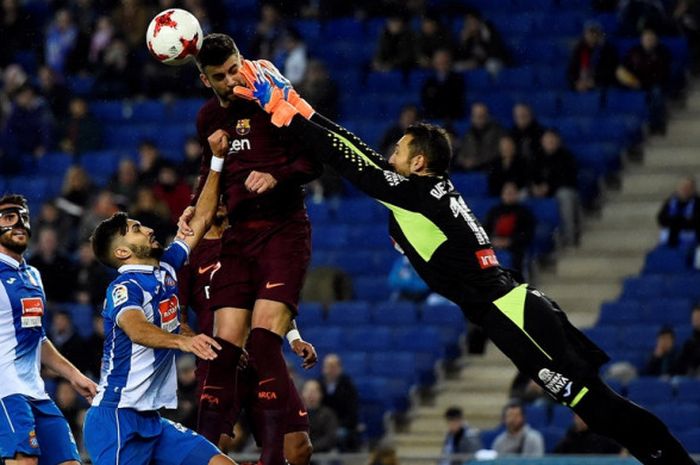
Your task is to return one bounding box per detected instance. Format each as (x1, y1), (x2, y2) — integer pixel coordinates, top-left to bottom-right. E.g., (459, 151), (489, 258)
(195, 361), (309, 439)
(209, 217), (311, 313)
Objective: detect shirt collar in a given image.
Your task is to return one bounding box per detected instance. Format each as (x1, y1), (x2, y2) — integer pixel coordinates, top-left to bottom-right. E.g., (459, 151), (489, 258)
(118, 264), (155, 274)
(0, 252), (21, 269)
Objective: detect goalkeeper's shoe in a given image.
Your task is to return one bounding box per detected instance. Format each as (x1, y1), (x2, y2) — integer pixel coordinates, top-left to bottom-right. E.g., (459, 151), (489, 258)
(255, 60), (315, 119)
(234, 60), (299, 127)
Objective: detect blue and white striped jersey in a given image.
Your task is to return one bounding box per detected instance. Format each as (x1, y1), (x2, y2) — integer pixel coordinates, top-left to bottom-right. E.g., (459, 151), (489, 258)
(0, 252), (49, 400)
(92, 240), (190, 411)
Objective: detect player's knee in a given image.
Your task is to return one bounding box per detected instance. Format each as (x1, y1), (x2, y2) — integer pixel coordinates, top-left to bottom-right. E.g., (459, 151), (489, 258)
(285, 434), (313, 465)
(251, 300), (292, 336)
(213, 307), (249, 346)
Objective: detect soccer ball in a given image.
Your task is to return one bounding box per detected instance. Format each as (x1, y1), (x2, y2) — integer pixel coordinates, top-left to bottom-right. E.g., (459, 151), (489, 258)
(146, 9), (203, 66)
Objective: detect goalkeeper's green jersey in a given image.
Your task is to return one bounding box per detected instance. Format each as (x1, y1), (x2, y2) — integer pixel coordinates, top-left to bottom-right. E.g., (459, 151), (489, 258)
(289, 114), (518, 323)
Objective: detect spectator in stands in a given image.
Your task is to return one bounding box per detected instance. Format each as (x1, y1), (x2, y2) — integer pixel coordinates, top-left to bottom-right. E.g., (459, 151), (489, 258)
(302, 379), (339, 452)
(641, 326), (680, 377)
(163, 354), (198, 429)
(130, 186), (173, 243)
(108, 158), (140, 204)
(657, 175), (700, 247)
(249, 4), (286, 61)
(111, 0), (153, 50)
(492, 401), (545, 456)
(554, 413), (623, 455)
(45, 9), (78, 76)
(454, 103), (505, 171)
(54, 379), (83, 441)
(88, 16), (115, 68)
(618, 0), (673, 36)
(373, 14), (417, 72)
(33, 201), (74, 253)
(485, 182), (536, 275)
(298, 59), (339, 120)
(37, 65), (70, 120)
(567, 20), (619, 92)
(421, 49), (465, 120)
(616, 28), (672, 133)
(319, 353), (359, 451)
(180, 136), (203, 184)
(416, 14), (454, 69)
(532, 129), (581, 247)
(439, 407), (481, 465)
(75, 240), (113, 311)
(94, 36), (140, 98)
(388, 255), (430, 302)
(78, 189), (120, 243)
(380, 104), (420, 156)
(454, 11), (508, 74)
(50, 310), (86, 371)
(1, 84), (54, 163)
(0, 0), (35, 68)
(153, 163), (192, 226)
(510, 103), (544, 163)
(278, 27), (307, 86)
(487, 135), (531, 196)
(509, 371), (547, 405)
(84, 314), (105, 380)
(137, 139), (167, 184)
(56, 165), (95, 250)
(675, 304), (700, 376)
(28, 227), (77, 303)
(59, 97), (102, 155)
(673, 0), (700, 72)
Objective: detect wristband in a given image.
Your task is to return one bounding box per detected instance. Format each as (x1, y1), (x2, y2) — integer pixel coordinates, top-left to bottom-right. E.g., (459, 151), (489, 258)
(210, 156), (224, 172)
(286, 329), (301, 346)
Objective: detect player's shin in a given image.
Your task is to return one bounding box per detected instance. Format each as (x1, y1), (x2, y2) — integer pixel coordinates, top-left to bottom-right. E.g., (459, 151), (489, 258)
(198, 337), (243, 443)
(249, 328), (290, 465)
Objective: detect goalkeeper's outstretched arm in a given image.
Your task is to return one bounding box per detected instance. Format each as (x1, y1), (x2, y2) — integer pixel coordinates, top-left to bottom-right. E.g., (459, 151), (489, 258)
(287, 113), (419, 210)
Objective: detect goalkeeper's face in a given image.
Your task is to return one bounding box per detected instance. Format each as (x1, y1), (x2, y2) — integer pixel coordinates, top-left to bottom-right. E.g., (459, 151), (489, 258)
(389, 134), (426, 177)
(200, 54), (247, 104)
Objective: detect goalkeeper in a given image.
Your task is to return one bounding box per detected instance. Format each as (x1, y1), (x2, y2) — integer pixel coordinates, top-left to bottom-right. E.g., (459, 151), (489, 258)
(232, 60), (695, 465)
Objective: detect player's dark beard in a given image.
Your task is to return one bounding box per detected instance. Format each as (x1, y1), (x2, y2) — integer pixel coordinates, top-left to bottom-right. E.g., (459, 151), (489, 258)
(0, 229), (28, 254)
(129, 243), (164, 260)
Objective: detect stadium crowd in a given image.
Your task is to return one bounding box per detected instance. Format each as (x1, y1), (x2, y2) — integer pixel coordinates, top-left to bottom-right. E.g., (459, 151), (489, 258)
(2, 0), (700, 460)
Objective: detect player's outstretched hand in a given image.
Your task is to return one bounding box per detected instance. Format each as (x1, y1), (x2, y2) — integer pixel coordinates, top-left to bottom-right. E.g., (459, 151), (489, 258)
(291, 339), (317, 370)
(233, 60), (299, 127)
(70, 372), (98, 403)
(177, 206), (196, 237)
(245, 170), (278, 194)
(180, 334), (222, 360)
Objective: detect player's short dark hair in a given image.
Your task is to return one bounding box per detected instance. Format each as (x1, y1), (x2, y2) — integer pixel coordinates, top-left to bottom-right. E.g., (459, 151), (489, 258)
(91, 212), (129, 268)
(0, 194), (29, 210)
(445, 407), (463, 420)
(198, 33), (240, 68)
(405, 123), (452, 175)
(658, 325), (675, 337)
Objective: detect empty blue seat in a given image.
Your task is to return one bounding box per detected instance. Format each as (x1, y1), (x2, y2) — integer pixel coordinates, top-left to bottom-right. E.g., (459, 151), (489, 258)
(296, 302), (324, 328)
(644, 246), (690, 274)
(39, 152), (73, 178)
(66, 75), (95, 96)
(524, 198), (560, 227)
(347, 225), (390, 249)
(583, 326), (618, 351)
(481, 426), (506, 450)
(604, 89), (648, 119)
(597, 301), (640, 326)
(293, 20), (322, 40)
(371, 301), (418, 325)
(560, 91), (602, 117)
(678, 428), (700, 453)
(492, 66), (536, 90)
(169, 99), (204, 122)
(522, 91), (559, 117)
(327, 301), (371, 325)
(343, 326), (392, 350)
(333, 250), (377, 275)
(654, 403), (700, 434)
(130, 101), (166, 122)
(535, 65), (569, 89)
(393, 327), (443, 358)
(550, 405), (574, 429)
(618, 326), (658, 351)
(676, 379), (700, 403)
(451, 173), (488, 197)
(524, 404), (548, 428)
(80, 151), (121, 186)
(663, 274), (700, 300)
(643, 298), (691, 326)
(335, 351), (367, 378)
(627, 377), (674, 405)
(322, 18), (365, 40)
(302, 327), (341, 351)
(541, 426), (566, 453)
(91, 101), (126, 122)
(353, 275), (391, 302)
(465, 197), (498, 222)
(462, 69), (493, 91)
(65, 303), (94, 338)
(369, 352), (417, 381)
(306, 202), (330, 224)
(367, 72), (405, 92)
(7, 177), (50, 205)
(422, 303), (464, 326)
(339, 198), (383, 223)
(312, 224), (349, 248)
(622, 275), (664, 299)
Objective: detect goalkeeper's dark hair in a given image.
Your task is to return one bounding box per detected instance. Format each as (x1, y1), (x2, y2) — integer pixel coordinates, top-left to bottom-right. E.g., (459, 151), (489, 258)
(405, 123), (452, 175)
(197, 33), (240, 68)
(0, 194), (29, 210)
(91, 212), (129, 269)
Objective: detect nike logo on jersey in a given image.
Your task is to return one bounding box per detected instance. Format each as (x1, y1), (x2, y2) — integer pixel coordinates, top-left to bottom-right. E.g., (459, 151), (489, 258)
(298, 410), (308, 417)
(5, 278), (15, 284)
(198, 263), (221, 275)
(265, 282), (285, 289)
(258, 377), (276, 386)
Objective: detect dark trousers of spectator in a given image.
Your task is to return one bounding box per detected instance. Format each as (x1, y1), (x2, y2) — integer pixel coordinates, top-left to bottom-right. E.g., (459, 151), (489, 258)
(647, 86), (667, 134)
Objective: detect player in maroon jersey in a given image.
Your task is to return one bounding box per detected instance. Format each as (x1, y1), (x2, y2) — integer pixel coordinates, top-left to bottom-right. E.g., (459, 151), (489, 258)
(185, 33), (322, 465)
(177, 204), (315, 465)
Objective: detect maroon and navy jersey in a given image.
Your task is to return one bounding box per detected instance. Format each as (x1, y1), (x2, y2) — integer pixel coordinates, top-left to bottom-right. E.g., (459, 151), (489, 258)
(195, 97), (322, 223)
(176, 237), (221, 336)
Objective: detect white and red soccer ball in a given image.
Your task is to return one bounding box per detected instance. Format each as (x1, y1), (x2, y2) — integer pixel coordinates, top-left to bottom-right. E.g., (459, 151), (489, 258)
(146, 9), (203, 66)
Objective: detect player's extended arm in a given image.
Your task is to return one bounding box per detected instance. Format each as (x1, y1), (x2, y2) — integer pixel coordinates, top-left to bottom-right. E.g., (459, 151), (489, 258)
(180, 130), (226, 251)
(287, 320), (317, 369)
(118, 309), (221, 360)
(41, 339), (97, 401)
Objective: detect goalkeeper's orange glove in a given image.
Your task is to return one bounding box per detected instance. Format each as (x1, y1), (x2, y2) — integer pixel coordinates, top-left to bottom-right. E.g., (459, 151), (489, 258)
(233, 60), (299, 127)
(255, 60), (315, 119)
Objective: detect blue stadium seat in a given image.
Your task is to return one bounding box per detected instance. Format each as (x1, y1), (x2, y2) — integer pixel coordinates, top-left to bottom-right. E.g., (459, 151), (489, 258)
(678, 428), (700, 453)
(306, 202), (330, 224)
(66, 75), (95, 96)
(451, 173), (488, 198)
(521, 91), (559, 118)
(535, 65), (569, 89)
(293, 20), (322, 40)
(663, 274), (700, 300)
(622, 275), (664, 299)
(627, 377), (674, 405)
(80, 150), (122, 186)
(312, 224), (349, 248)
(560, 91), (602, 117)
(549, 405), (574, 429)
(597, 301), (640, 326)
(8, 177), (50, 205)
(393, 327), (444, 358)
(643, 298), (692, 326)
(465, 197), (498, 222)
(322, 18), (365, 40)
(524, 198), (560, 227)
(296, 302), (324, 328)
(168, 99), (204, 122)
(302, 327), (341, 351)
(335, 351), (367, 378)
(367, 72), (406, 92)
(618, 326), (658, 351)
(39, 152), (73, 178)
(343, 326), (392, 351)
(644, 246), (690, 274)
(481, 426), (506, 450)
(541, 426), (566, 453)
(130, 101), (166, 122)
(369, 352), (418, 381)
(462, 69), (493, 92)
(333, 250), (377, 276)
(604, 89), (648, 119)
(347, 225), (390, 250)
(676, 379), (700, 403)
(524, 404), (548, 429)
(327, 301), (371, 325)
(91, 101), (126, 122)
(65, 303), (94, 339)
(421, 303), (464, 326)
(492, 66), (536, 90)
(339, 198), (383, 223)
(371, 301), (418, 325)
(353, 275), (391, 302)
(583, 326), (618, 352)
